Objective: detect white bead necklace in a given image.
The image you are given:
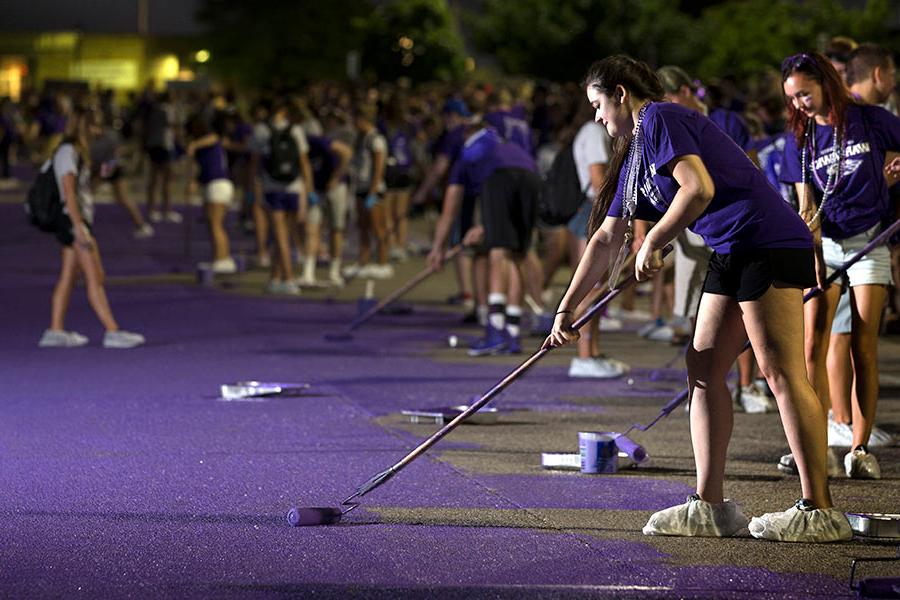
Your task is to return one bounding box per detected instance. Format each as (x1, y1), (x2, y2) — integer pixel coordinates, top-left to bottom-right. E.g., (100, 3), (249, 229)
(800, 117), (844, 229)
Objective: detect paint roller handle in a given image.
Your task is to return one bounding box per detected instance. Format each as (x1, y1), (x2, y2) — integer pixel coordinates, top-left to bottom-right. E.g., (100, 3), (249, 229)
(570, 243), (674, 331)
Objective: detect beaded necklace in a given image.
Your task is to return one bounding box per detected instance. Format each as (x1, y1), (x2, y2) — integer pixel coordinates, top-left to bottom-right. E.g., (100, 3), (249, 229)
(800, 117), (845, 228)
(609, 102), (651, 289)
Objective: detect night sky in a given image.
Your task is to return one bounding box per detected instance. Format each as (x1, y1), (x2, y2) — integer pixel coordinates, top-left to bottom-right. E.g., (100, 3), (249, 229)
(0, 0), (202, 35)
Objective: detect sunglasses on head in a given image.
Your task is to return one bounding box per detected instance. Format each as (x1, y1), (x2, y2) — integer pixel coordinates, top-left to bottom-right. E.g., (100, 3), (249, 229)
(781, 53), (814, 74)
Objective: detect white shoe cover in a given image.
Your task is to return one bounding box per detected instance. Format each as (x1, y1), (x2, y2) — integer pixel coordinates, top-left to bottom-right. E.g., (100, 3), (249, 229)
(643, 494), (749, 537)
(844, 447), (881, 479)
(749, 501), (853, 542)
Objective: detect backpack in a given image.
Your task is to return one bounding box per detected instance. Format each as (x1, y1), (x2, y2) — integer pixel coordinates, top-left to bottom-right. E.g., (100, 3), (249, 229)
(538, 143), (585, 226)
(264, 124), (301, 183)
(24, 154), (63, 232)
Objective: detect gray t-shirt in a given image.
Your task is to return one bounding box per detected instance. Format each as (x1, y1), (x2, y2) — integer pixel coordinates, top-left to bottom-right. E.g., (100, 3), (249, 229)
(51, 143), (94, 224)
(351, 129), (387, 193)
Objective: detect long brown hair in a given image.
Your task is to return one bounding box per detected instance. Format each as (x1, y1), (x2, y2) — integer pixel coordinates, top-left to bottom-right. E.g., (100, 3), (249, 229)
(581, 55), (665, 237)
(781, 51), (855, 144)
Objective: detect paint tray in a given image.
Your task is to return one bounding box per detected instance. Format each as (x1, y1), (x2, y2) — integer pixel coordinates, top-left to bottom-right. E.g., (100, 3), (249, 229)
(846, 513), (900, 538)
(220, 381), (311, 401)
(401, 405), (499, 425)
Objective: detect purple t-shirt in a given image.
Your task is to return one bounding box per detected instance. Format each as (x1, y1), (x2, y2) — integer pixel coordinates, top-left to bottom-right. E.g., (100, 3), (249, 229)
(751, 133), (794, 205)
(484, 109), (533, 156)
(307, 135), (338, 192)
(433, 124), (466, 163)
(779, 103), (900, 240)
(709, 108), (752, 151)
(447, 128), (536, 198)
(195, 142), (229, 184)
(608, 103), (811, 253)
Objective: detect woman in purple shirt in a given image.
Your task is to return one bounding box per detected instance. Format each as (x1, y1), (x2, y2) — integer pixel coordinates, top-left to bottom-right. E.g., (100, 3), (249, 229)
(781, 51), (900, 480)
(546, 55), (851, 543)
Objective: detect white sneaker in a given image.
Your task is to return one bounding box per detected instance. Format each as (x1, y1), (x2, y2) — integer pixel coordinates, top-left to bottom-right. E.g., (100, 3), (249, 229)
(643, 494), (749, 537)
(646, 325), (676, 342)
(164, 211), (183, 224)
(748, 499), (853, 542)
(357, 264), (379, 279)
(599, 316), (623, 332)
(133, 223), (155, 239)
(777, 449), (844, 478)
(211, 257), (237, 274)
(389, 247), (409, 262)
(844, 446), (881, 479)
(149, 210), (163, 223)
(828, 417), (894, 448)
(608, 307), (652, 321)
(734, 384), (778, 414)
(256, 253), (271, 269)
(568, 357), (629, 379)
(38, 329), (88, 348)
(103, 330), (145, 349)
(370, 264), (394, 279)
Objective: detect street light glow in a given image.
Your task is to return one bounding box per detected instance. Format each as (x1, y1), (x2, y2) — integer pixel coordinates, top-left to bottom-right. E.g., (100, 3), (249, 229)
(195, 49), (211, 63)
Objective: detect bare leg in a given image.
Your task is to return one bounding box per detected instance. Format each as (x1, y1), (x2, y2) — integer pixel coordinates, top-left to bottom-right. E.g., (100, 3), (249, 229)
(112, 178), (146, 228)
(160, 162), (172, 213)
(269, 209), (294, 281)
(848, 284), (887, 447)
(370, 202), (390, 265)
(827, 333), (854, 424)
(75, 241), (119, 331)
(206, 203), (230, 261)
(393, 189), (410, 250)
(744, 285), (832, 507)
(736, 348), (754, 387)
(456, 253), (474, 299)
(50, 247), (79, 330)
(356, 197), (372, 266)
(803, 285), (841, 413)
(686, 292), (748, 504)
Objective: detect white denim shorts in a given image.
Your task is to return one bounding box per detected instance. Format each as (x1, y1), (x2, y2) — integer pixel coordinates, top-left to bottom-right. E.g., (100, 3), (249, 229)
(822, 225), (892, 288)
(205, 178), (235, 205)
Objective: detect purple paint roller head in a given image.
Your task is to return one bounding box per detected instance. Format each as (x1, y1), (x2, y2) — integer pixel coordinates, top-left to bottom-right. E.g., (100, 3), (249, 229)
(286, 506), (343, 526)
(613, 434), (648, 463)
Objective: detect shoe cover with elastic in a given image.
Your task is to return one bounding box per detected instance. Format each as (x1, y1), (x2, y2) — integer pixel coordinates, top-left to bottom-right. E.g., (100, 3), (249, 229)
(370, 263), (394, 279)
(844, 446), (881, 479)
(149, 210), (163, 223)
(164, 210), (183, 224)
(568, 357), (628, 379)
(748, 499), (853, 542)
(468, 325), (508, 357)
(103, 330), (145, 349)
(211, 257), (237, 274)
(646, 324), (676, 342)
(642, 494), (749, 537)
(39, 329), (88, 348)
(828, 417), (895, 448)
(734, 384), (778, 414)
(133, 223), (155, 239)
(341, 263), (361, 278)
(777, 449), (844, 478)
(753, 377), (775, 398)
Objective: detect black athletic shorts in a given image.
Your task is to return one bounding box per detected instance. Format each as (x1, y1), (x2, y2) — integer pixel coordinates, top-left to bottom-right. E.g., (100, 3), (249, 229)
(703, 247), (816, 302)
(480, 167), (540, 253)
(54, 213), (93, 247)
(147, 147), (172, 165)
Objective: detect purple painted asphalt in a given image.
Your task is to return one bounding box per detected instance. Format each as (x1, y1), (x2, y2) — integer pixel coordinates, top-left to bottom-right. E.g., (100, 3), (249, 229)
(1, 205), (851, 598)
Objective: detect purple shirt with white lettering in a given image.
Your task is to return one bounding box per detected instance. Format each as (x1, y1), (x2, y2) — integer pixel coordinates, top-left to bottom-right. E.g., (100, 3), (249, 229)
(484, 109), (533, 156)
(448, 128), (536, 198)
(195, 142), (229, 184)
(780, 103), (900, 240)
(608, 103), (811, 253)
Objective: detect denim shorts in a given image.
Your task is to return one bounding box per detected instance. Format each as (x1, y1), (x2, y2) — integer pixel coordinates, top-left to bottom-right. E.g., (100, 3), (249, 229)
(822, 225), (892, 287)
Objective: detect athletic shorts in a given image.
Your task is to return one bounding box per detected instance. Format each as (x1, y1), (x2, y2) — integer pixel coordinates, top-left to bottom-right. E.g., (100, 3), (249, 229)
(385, 169), (412, 191)
(264, 190), (299, 212)
(100, 165), (123, 183)
(205, 179), (235, 205)
(146, 147), (172, 165)
(307, 183), (349, 231)
(566, 197), (592, 240)
(822, 225), (892, 287)
(54, 213), (93, 247)
(480, 167), (540, 253)
(703, 247), (816, 302)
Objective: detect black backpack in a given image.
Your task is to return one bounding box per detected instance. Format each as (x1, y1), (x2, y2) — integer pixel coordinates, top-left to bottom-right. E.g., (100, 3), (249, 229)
(538, 143), (585, 226)
(264, 124), (301, 183)
(25, 156), (63, 232)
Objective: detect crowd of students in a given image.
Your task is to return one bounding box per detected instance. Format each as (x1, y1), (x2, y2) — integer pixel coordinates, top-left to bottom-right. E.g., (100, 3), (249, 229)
(12, 36), (899, 543)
